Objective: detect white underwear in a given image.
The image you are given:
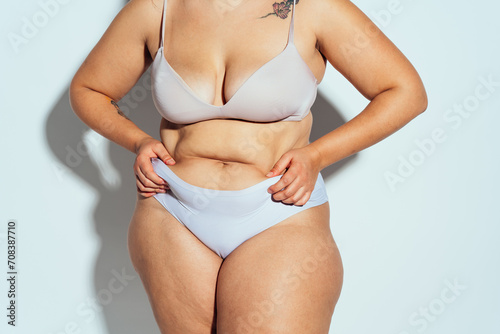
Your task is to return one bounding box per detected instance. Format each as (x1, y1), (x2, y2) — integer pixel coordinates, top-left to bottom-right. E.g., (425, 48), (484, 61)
(151, 158), (329, 258)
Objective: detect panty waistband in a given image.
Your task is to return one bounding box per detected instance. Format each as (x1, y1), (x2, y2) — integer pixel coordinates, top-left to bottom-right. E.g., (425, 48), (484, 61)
(151, 157), (282, 196)
(151, 157), (327, 215)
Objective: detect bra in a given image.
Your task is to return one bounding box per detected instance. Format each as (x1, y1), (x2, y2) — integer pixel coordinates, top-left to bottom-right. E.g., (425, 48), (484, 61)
(151, 0), (318, 124)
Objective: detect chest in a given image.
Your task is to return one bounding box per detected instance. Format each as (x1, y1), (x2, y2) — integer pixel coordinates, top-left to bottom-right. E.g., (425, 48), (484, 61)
(162, 0), (301, 105)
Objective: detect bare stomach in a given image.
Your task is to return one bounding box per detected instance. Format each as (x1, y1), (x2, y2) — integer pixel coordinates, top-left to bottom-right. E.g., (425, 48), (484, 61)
(159, 111), (313, 190)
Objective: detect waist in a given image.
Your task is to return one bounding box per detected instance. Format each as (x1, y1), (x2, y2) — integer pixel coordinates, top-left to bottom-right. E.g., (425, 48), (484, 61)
(159, 157), (282, 191)
(159, 114), (312, 190)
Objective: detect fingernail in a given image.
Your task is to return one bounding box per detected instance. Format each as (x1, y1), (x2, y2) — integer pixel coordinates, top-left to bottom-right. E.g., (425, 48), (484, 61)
(166, 159), (175, 164)
(266, 172), (273, 177)
(267, 188), (272, 193)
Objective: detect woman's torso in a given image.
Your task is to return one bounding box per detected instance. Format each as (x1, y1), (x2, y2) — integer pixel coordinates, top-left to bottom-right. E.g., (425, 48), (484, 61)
(146, 0), (326, 190)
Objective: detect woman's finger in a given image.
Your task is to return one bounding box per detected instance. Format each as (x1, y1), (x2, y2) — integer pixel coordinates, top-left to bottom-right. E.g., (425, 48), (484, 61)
(139, 161), (168, 186)
(135, 168), (158, 189)
(153, 144), (176, 165)
(267, 170), (297, 196)
(136, 176), (165, 193)
(136, 186), (157, 198)
(266, 153), (292, 177)
(136, 164), (164, 189)
(294, 191), (312, 206)
(135, 170), (167, 193)
(282, 187), (306, 205)
(271, 176), (301, 202)
(280, 184), (306, 204)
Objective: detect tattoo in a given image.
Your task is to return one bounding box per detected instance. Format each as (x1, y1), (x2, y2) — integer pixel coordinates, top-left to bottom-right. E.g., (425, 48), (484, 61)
(259, 0), (299, 19)
(110, 100), (131, 120)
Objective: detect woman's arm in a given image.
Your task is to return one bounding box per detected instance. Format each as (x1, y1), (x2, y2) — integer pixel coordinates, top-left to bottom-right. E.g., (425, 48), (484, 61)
(69, 0), (158, 154)
(266, 0), (427, 204)
(309, 0), (428, 170)
(69, 0), (173, 196)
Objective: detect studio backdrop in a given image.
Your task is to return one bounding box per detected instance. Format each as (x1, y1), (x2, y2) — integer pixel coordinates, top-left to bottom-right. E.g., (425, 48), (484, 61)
(1, 0), (499, 333)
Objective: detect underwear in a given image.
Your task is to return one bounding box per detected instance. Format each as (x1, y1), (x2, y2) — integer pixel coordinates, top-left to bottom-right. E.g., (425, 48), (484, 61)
(151, 158), (329, 258)
(150, 0), (318, 124)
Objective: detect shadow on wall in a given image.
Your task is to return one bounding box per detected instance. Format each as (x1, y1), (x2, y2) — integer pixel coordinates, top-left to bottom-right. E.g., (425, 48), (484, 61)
(45, 66), (356, 333)
(310, 92), (358, 179)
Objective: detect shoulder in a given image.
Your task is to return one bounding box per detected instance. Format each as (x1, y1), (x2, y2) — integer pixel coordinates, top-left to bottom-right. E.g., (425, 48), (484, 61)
(293, 0), (353, 36)
(113, 0), (164, 38)
(297, 0), (372, 31)
(109, 0), (165, 54)
(294, 0), (349, 19)
(303, 0), (381, 55)
(122, 0), (163, 15)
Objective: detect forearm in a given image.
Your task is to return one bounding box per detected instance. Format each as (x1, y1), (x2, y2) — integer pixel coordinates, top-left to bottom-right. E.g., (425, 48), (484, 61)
(309, 86), (427, 170)
(69, 86), (153, 154)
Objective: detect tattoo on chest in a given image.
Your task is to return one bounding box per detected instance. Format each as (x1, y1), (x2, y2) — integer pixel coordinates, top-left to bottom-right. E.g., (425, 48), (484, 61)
(260, 0), (299, 19)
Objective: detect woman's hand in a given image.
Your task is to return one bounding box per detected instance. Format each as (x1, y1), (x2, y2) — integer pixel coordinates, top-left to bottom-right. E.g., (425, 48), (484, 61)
(134, 137), (175, 198)
(265, 146), (323, 206)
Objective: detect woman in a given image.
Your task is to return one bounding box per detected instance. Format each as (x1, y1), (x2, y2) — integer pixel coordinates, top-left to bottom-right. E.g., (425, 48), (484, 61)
(69, 0), (427, 332)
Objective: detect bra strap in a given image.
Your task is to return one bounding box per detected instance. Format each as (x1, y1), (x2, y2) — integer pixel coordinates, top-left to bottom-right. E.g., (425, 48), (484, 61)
(160, 0), (167, 48)
(288, 0), (296, 44)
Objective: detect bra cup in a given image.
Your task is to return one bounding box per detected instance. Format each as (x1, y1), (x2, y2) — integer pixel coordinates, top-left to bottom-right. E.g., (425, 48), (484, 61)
(151, 0), (317, 124)
(151, 46), (318, 124)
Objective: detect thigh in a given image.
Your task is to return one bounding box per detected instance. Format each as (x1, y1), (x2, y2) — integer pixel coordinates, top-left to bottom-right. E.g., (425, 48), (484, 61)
(216, 202), (343, 334)
(127, 195), (223, 334)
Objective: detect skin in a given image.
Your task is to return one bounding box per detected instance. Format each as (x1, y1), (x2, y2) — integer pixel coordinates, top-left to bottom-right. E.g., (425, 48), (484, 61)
(70, 0), (427, 332)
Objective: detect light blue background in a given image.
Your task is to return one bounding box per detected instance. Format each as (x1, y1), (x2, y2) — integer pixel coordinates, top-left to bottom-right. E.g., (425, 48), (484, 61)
(1, 0), (499, 333)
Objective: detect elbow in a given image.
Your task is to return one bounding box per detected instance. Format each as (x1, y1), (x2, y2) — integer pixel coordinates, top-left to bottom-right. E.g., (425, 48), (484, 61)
(68, 78), (81, 115)
(402, 77), (428, 117)
(68, 78), (90, 119)
(416, 85), (428, 114)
